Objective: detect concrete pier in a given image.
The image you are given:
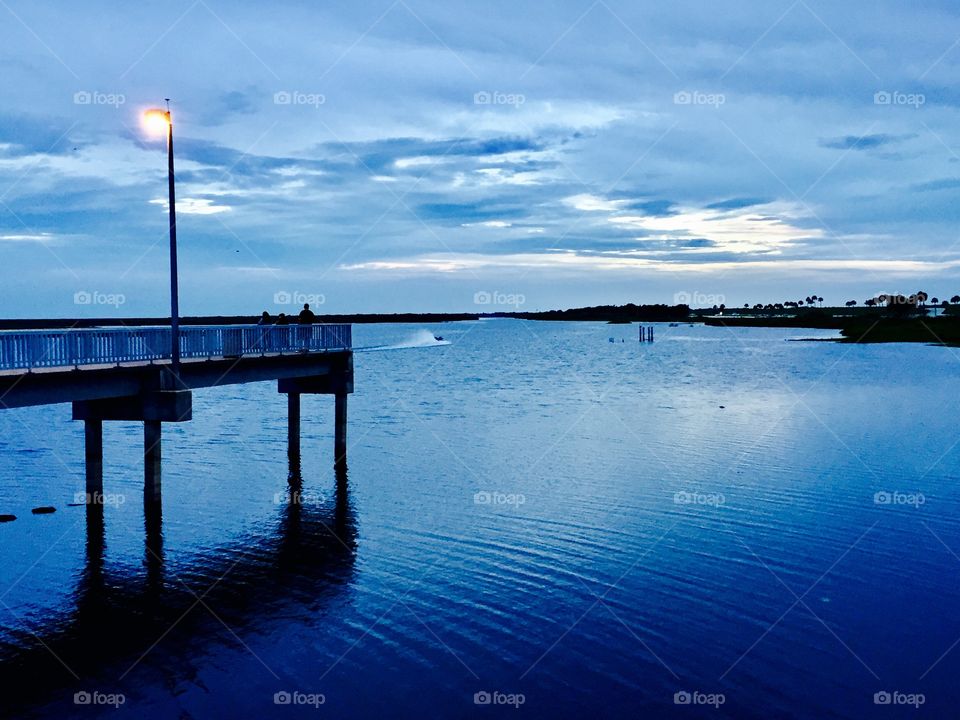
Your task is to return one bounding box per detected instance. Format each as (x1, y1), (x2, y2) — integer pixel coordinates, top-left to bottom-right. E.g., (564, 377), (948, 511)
(0, 327), (353, 510)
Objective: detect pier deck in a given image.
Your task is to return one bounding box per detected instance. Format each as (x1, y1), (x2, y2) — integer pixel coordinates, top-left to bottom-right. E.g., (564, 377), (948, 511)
(0, 323), (354, 503)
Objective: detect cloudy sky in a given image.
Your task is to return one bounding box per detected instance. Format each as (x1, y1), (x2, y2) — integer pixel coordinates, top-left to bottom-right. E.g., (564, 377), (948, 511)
(2, 0), (959, 316)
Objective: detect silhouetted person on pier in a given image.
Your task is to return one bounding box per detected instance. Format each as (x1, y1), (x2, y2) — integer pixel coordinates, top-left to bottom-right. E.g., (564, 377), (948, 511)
(254, 310), (273, 350)
(255, 311), (271, 350)
(297, 304), (316, 351)
(298, 304), (316, 324)
(276, 313), (289, 325)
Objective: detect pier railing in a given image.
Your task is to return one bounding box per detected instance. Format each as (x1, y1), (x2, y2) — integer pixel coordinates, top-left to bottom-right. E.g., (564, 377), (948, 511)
(0, 324), (352, 371)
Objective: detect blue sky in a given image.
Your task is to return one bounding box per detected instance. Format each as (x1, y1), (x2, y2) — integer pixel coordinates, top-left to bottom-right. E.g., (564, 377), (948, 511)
(2, 0), (960, 316)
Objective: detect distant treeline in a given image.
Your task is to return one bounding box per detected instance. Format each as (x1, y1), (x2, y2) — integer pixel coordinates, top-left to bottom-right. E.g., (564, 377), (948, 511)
(839, 316), (960, 345)
(315, 313), (480, 324)
(705, 309), (960, 345)
(702, 305), (958, 329)
(0, 306), (688, 328)
(0, 313), (481, 330)
(490, 303), (691, 322)
(702, 310), (844, 329)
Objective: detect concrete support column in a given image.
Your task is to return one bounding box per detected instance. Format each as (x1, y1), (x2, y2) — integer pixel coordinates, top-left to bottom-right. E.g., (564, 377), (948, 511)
(144, 420), (162, 504)
(335, 391), (347, 465)
(277, 353), (352, 466)
(74, 391), (191, 511)
(288, 392), (301, 459)
(84, 419), (103, 498)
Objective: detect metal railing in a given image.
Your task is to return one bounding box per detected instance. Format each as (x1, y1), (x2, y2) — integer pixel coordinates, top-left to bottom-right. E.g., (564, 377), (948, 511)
(0, 324), (352, 371)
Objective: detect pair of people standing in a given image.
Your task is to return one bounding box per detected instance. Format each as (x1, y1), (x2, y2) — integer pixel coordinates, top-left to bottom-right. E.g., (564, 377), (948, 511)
(258, 304), (316, 326)
(257, 304), (317, 351)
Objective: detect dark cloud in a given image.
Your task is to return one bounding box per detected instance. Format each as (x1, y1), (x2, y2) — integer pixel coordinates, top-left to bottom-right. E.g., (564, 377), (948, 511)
(705, 197), (769, 211)
(624, 199), (677, 216)
(0, 113), (84, 155)
(818, 133), (916, 151)
(911, 178), (960, 193)
(217, 88), (261, 116)
(416, 202), (528, 223)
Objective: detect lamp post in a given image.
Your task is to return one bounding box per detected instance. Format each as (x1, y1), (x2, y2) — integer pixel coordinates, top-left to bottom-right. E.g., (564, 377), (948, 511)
(143, 101), (180, 376)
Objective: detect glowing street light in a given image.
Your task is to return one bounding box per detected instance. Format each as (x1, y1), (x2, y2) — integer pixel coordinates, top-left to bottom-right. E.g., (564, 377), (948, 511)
(143, 108), (171, 135)
(142, 101), (181, 375)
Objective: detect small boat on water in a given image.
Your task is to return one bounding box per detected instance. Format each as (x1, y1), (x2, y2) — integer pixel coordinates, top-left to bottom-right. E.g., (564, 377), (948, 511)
(434, 335), (444, 341)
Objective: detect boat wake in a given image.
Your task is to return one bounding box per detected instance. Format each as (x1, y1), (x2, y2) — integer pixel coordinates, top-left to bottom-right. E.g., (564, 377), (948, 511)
(356, 329), (451, 353)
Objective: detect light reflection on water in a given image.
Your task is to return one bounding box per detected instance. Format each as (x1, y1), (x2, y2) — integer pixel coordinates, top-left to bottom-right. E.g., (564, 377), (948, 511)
(1, 320), (959, 718)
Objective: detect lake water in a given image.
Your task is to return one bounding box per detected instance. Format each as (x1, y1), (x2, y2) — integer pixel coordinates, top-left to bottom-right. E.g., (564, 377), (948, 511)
(1, 319), (959, 718)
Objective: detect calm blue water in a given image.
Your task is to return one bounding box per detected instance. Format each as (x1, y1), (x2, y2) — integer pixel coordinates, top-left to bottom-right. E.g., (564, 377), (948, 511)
(1, 320), (959, 718)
